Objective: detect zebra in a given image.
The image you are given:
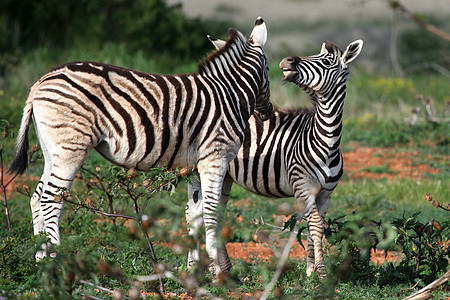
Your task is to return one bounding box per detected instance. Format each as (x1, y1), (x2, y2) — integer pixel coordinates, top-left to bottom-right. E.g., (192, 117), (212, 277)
(8, 17), (273, 279)
(187, 38), (363, 278)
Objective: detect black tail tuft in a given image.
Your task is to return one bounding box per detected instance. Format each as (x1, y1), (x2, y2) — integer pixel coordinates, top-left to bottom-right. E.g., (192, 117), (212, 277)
(7, 133), (29, 176)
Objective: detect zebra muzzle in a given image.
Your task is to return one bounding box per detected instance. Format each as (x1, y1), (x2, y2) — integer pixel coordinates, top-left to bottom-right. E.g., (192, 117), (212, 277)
(280, 57), (301, 82)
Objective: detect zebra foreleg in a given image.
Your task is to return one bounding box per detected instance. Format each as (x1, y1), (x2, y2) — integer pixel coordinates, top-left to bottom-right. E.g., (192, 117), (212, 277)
(198, 166), (229, 280)
(186, 172), (204, 271)
(306, 229), (315, 276)
(216, 174), (233, 274)
(187, 172), (233, 278)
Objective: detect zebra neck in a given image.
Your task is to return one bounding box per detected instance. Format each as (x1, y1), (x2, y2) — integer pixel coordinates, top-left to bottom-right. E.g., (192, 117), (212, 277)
(200, 46), (262, 121)
(312, 83), (346, 153)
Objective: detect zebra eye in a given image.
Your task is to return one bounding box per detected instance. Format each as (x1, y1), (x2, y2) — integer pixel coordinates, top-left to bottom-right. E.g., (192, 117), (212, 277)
(322, 59), (332, 66)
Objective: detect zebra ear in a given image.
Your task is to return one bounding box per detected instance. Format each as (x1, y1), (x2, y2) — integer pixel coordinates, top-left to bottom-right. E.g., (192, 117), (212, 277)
(320, 42), (328, 54)
(249, 17), (267, 47)
(207, 35), (226, 50)
(341, 39), (363, 66)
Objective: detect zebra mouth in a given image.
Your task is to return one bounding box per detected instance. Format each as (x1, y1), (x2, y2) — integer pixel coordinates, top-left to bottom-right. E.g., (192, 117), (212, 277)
(280, 57), (300, 82)
(281, 68), (299, 82)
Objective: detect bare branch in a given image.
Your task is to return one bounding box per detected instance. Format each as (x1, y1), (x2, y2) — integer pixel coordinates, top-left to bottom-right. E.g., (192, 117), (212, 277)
(389, 0), (450, 42)
(79, 280), (130, 300)
(260, 222), (299, 300)
(390, 10), (404, 77)
(62, 195), (136, 220)
(402, 269), (450, 300)
(135, 271), (223, 300)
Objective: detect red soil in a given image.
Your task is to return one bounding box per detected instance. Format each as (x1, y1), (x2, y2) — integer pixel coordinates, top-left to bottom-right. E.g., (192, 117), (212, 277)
(342, 145), (441, 180)
(225, 240), (404, 265)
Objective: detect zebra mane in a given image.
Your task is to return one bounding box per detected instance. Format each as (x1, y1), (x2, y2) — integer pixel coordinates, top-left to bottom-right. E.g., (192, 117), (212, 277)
(324, 41), (343, 57)
(197, 28), (247, 75)
(274, 105), (315, 117)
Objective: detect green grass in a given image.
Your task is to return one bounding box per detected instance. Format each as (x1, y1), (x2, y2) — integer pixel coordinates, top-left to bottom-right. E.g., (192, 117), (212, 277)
(2, 149), (447, 298)
(331, 177), (449, 222)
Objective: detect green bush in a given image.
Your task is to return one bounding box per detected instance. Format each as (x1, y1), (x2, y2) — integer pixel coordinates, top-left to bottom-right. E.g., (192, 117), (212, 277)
(0, 234), (38, 291)
(0, 0), (226, 73)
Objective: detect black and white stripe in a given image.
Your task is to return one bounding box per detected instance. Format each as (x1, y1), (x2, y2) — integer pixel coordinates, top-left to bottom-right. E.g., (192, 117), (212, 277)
(9, 17), (272, 279)
(187, 39), (363, 278)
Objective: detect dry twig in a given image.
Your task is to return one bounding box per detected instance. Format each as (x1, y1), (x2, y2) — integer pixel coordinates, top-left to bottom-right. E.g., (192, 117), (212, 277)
(401, 269), (450, 300)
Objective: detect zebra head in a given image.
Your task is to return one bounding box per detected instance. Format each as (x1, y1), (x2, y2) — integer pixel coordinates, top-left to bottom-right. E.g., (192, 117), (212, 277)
(280, 40), (363, 98)
(206, 17), (272, 121)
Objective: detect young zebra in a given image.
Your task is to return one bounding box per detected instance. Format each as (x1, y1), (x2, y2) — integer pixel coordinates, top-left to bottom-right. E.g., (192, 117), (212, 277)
(187, 39), (363, 277)
(8, 17), (272, 278)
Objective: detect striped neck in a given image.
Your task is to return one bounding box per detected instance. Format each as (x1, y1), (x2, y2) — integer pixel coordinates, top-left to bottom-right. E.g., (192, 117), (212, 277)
(197, 29), (248, 76)
(197, 29), (265, 121)
(312, 74), (347, 154)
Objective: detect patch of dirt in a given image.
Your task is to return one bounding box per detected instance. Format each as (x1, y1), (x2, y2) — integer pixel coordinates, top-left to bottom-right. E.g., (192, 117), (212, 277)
(0, 170), (39, 198)
(225, 240), (403, 265)
(342, 145), (441, 180)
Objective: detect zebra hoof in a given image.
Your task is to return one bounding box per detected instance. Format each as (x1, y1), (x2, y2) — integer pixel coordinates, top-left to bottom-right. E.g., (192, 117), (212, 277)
(35, 250), (46, 261)
(316, 264), (327, 280)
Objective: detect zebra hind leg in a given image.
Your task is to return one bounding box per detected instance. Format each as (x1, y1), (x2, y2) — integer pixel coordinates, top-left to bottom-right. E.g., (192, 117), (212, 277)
(32, 131), (55, 260)
(31, 180), (45, 260)
(294, 188), (326, 278)
(306, 205), (326, 279)
(35, 145), (92, 260)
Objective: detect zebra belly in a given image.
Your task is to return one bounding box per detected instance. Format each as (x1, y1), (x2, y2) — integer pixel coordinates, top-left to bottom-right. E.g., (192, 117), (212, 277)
(228, 159), (293, 198)
(94, 135), (198, 171)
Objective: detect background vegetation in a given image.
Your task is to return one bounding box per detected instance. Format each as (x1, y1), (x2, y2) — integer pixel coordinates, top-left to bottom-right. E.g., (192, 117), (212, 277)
(1, 0), (449, 299)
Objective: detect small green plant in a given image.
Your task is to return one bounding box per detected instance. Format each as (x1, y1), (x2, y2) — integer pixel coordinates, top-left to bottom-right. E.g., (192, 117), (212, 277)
(388, 211), (449, 287)
(362, 164), (398, 174)
(0, 235), (38, 291)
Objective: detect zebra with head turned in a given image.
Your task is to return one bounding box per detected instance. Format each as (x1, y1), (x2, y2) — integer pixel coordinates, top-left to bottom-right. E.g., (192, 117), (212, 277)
(8, 17), (272, 279)
(187, 38), (363, 278)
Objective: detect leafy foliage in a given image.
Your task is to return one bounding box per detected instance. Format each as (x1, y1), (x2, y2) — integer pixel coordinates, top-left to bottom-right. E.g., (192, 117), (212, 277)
(0, 234), (38, 291)
(283, 208), (449, 296)
(1, 131), (449, 298)
(0, 0), (226, 73)
(388, 212), (449, 286)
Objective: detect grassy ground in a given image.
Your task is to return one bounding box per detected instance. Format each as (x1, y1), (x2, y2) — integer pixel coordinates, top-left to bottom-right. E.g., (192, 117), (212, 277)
(0, 43), (449, 299)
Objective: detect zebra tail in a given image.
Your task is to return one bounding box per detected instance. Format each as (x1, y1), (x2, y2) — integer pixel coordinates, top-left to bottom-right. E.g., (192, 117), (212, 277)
(8, 86), (36, 176)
